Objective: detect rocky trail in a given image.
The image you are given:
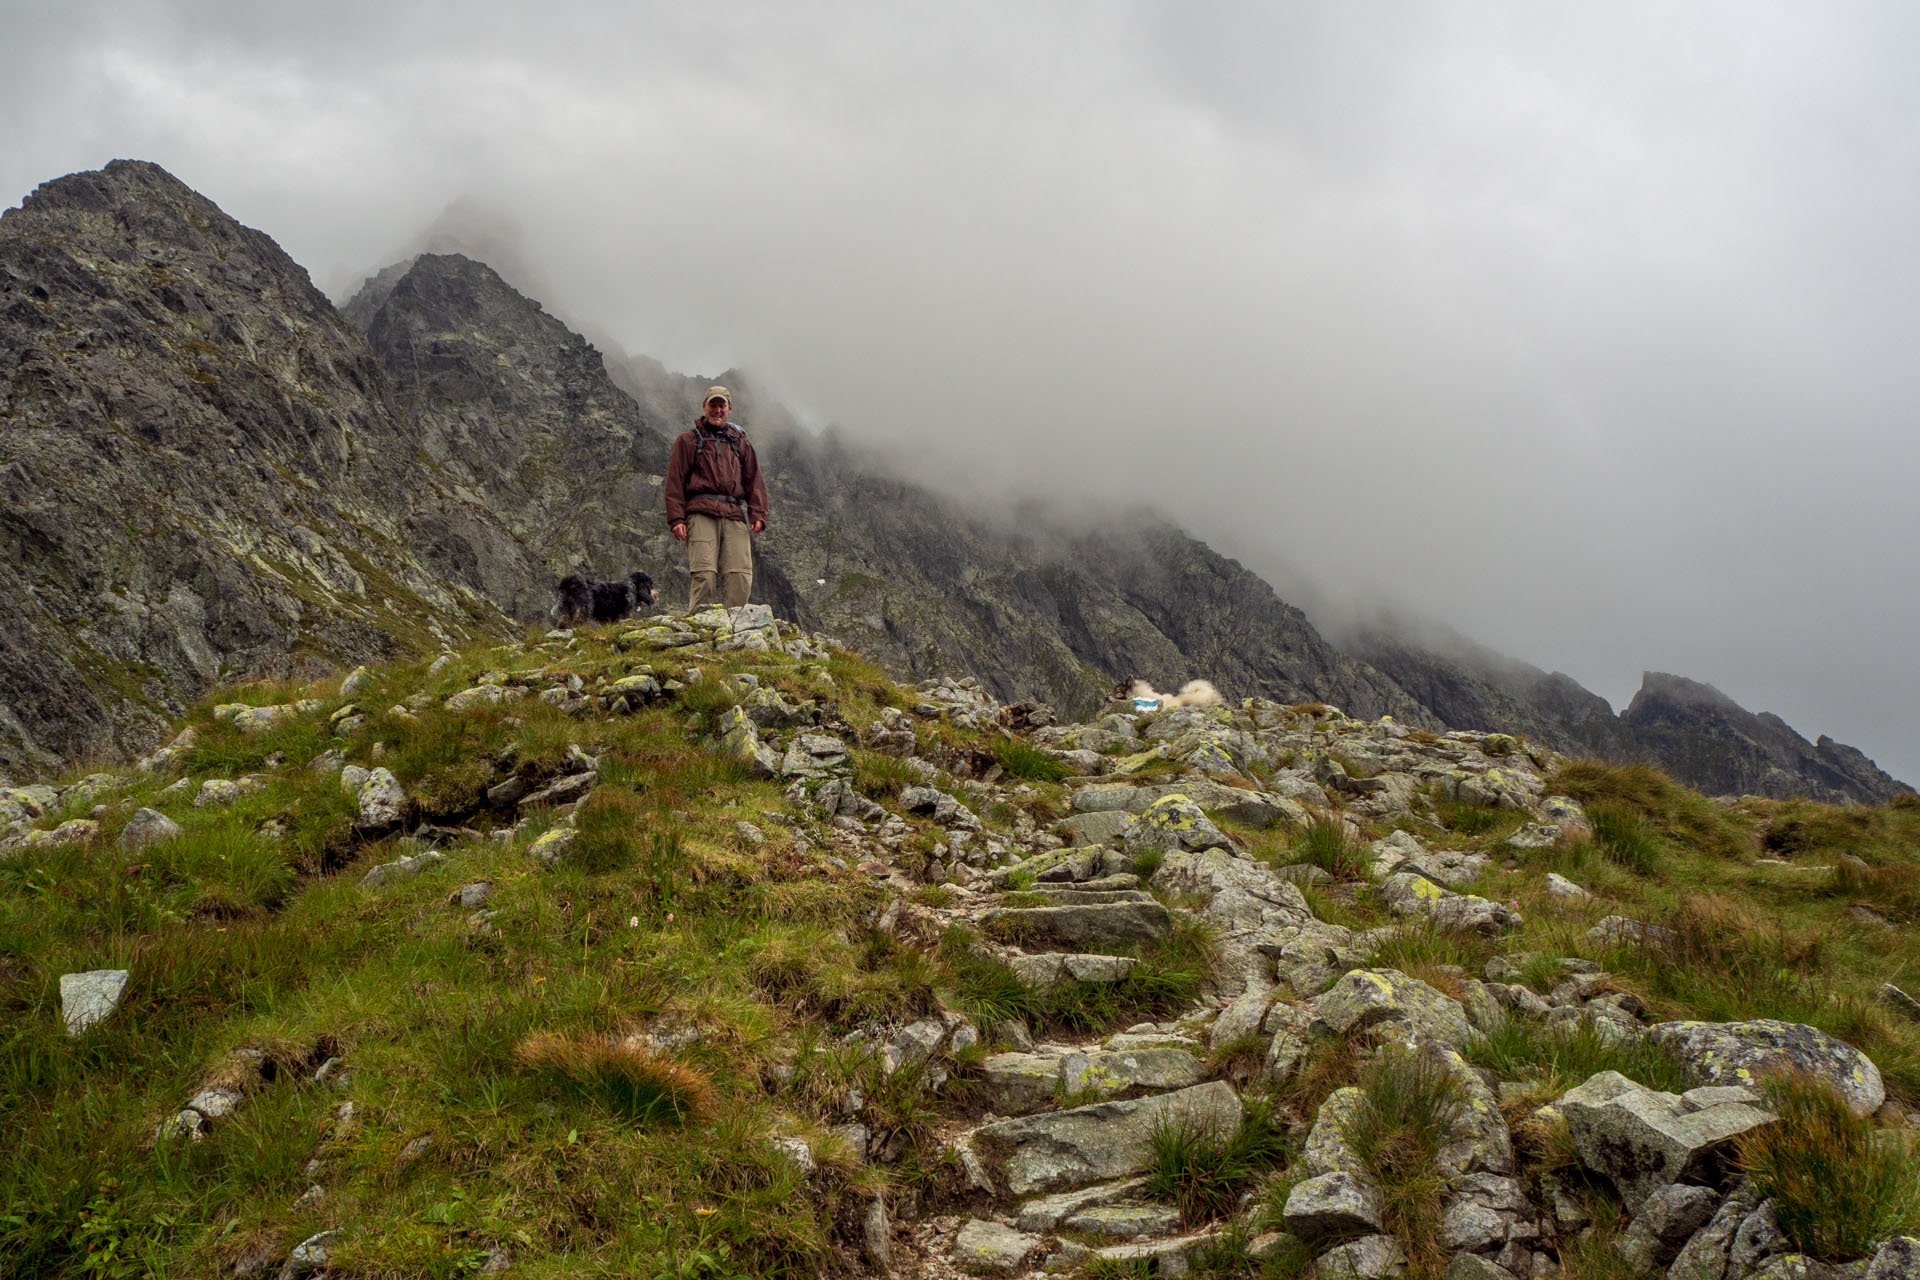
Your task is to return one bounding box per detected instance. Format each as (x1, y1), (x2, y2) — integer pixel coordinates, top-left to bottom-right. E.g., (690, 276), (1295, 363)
(7, 606), (1920, 1279)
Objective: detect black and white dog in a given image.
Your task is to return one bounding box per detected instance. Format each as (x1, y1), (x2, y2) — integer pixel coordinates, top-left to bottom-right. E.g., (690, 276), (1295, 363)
(556, 571), (659, 626)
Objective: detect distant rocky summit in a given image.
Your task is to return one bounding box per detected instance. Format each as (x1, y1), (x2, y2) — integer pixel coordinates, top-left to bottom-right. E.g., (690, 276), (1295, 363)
(0, 159), (1906, 805)
(1349, 625), (1909, 805)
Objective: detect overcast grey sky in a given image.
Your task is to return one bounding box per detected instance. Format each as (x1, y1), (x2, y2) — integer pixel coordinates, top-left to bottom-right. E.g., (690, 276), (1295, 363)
(5, 1), (1918, 782)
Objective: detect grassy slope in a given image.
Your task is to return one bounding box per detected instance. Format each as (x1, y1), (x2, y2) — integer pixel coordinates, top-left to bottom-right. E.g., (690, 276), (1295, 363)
(0, 630), (989, 1278)
(5, 632), (1920, 1278)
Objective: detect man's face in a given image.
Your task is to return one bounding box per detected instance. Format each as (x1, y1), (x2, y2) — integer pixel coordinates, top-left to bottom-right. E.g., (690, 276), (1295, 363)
(704, 398), (730, 424)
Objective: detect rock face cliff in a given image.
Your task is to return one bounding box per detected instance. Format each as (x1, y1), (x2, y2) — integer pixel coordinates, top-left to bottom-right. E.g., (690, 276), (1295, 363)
(0, 159), (1906, 804)
(0, 162), (508, 773)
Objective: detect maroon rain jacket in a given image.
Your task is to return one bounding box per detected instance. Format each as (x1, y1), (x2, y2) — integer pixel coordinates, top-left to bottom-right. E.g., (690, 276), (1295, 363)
(664, 420), (769, 527)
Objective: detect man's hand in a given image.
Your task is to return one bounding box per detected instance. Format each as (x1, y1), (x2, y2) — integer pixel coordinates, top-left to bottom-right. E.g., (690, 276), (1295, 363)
(670, 521), (688, 542)
(751, 519), (765, 533)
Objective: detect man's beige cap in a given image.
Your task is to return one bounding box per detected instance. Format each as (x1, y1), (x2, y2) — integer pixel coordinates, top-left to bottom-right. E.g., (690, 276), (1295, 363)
(703, 385), (732, 406)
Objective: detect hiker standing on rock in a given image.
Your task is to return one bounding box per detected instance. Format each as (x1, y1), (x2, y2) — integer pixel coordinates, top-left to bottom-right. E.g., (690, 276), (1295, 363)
(665, 385), (768, 610)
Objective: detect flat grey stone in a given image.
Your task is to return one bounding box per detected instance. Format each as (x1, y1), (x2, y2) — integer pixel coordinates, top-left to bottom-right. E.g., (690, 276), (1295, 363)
(1210, 989), (1273, 1049)
(1313, 968), (1472, 1045)
(1546, 872), (1591, 900)
(980, 1053), (1062, 1114)
(1062, 1202), (1183, 1238)
(952, 1219), (1039, 1274)
(1440, 1173), (1531, 1252)
(1059, 1047), (1207, 1097)
(1446, 1255), (1518, 1280)
(1727, 1200), (1787, 1279)
(986, 900), (1171, 946)
(1316, 1234), (1406, 1279)
(768, 1135), (814, 1175)
(521, 771), (596, 808)
(280, 1229), (340, 1280)
(1104, 1031), (1202, 1052)
(1061, 809), (1134, 846)
(1681, 1086), (1763, 1111)
(1092, 1233), (1225, 1274)
(1303, 1087), (1369, 1177)
(1063, 953), (1141, 983)
(117, 807), (182, 850)
(1015, 1177), (1153, 1231)
(186, 1087), (242, 1119)
(1286, 1170), (1386, 1239)
(862, 1194), (890, 1269)
(1667, 1183), (1759, 1280)
(60, 969), (129, 1035)
(353, 766), (409, 832)
(1866, 1238), (1920, 1280)
(359, 850), (447, 888)
(1122, 794), (1232, 855)
(1263, 1003), (1314, 1086)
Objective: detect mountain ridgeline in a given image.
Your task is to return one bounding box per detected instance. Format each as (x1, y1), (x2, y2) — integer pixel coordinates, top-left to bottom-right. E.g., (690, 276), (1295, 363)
(0, 160), (1906, 804)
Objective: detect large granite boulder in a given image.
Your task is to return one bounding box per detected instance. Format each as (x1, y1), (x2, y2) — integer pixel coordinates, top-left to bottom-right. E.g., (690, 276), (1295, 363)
(1647, 1020), (1885, 1117)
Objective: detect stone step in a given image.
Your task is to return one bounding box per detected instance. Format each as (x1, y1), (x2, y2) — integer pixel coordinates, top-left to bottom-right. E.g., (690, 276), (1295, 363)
(983, 900), (1171, 947)
(1014, 1176), (1154, 1232)
(1002, 951), (1140, 989)
(1025, 887), (1158, 905)
(979, 1045), (1207, 1113)
(1090, 1232), (1223, 1273)
(973, 1080), (1242, 1196)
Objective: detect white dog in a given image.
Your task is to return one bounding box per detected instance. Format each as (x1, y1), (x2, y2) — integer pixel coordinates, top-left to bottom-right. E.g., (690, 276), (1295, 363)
(1114, 677), (1223, 712)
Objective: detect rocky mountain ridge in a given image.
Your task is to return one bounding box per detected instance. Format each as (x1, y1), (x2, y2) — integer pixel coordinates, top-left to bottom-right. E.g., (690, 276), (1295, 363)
(1346, 626), (1909, 806)
(0, 158), (1906, 807)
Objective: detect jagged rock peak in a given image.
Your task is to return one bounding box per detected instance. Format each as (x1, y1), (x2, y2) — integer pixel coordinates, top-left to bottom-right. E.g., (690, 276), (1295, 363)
(0, 160), (511, 773)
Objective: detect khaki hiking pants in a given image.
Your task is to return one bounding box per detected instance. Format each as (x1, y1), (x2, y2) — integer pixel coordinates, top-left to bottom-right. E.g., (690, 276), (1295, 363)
(687, 513), (753, 608)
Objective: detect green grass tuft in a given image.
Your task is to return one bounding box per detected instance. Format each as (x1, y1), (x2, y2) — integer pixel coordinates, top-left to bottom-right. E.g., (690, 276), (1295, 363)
(852, 749), (922, 801)
(1589, 802), (1662, 874)
(1293, 816), (1370, 881)
(1145, 1098), (1287, 1227)
(1341, 1046), (1466, 1276)
(993, 738), (1069, 783)
(1463, 1017), (1690, 1093)
(1737, 1073), (1920, 1260)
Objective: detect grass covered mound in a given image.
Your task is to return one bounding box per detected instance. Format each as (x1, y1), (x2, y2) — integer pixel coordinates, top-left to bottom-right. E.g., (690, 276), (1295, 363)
(0, 625), (1040, 1278)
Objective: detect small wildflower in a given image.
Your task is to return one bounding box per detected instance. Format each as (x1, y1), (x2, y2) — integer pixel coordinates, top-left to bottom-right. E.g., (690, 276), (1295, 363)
(629, 915), (639, 927)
